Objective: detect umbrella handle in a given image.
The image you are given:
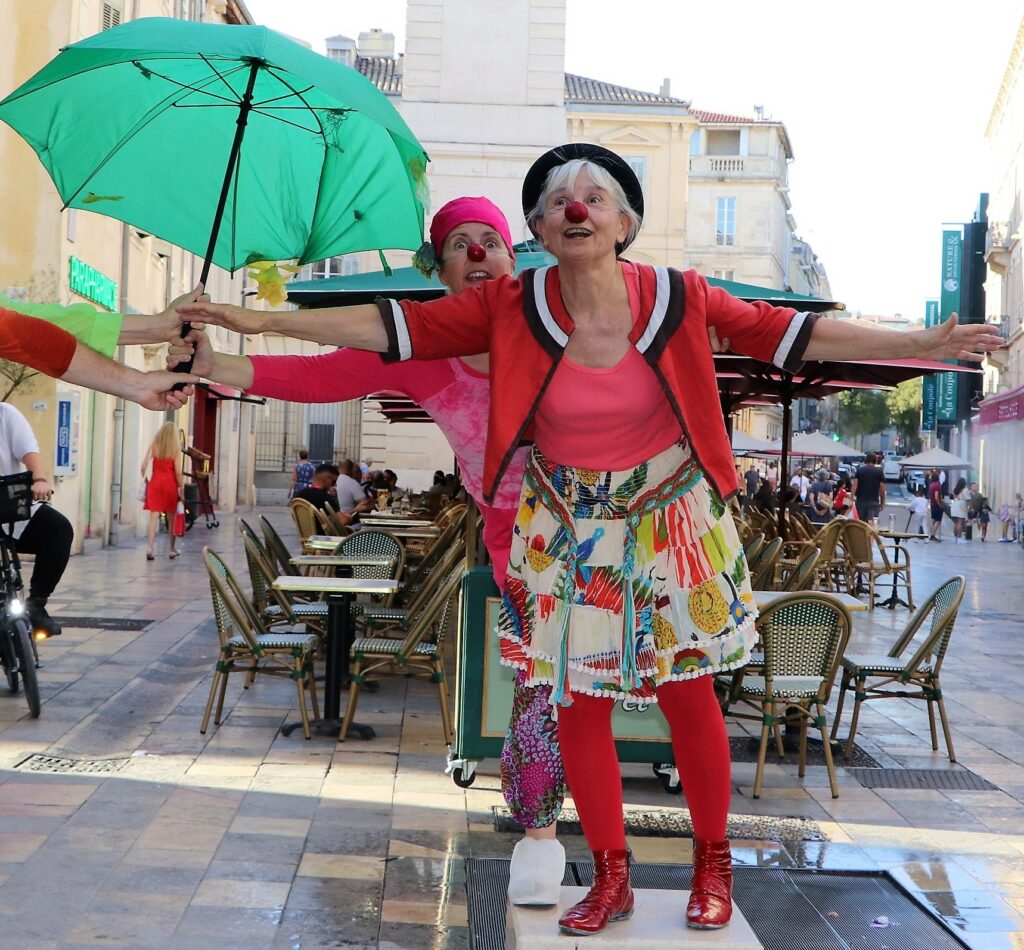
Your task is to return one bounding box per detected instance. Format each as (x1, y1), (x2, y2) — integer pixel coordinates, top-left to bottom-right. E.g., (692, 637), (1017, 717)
(171, 321), (196, 390)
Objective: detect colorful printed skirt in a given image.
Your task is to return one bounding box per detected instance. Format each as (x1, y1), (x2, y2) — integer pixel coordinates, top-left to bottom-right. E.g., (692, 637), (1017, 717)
(497, 440), (757, 707)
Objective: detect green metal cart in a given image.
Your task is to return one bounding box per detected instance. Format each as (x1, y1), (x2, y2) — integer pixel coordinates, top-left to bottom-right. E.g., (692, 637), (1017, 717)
(446, 566), (682, 793)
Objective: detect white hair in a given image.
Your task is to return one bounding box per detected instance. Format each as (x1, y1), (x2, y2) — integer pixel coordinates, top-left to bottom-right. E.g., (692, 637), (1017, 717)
(526, 159), (642, 249)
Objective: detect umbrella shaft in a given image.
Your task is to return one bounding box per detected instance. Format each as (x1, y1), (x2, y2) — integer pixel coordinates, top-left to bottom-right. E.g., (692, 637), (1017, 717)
(200, 59), (262, 286)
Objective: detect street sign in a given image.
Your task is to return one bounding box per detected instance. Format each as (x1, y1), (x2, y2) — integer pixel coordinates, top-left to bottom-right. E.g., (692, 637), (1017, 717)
(936, 229), (962, 422)
(921, 299), (938, 431)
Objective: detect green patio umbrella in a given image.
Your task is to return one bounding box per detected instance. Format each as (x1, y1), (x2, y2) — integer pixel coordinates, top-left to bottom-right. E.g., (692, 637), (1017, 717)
(0, 17), (428, 281)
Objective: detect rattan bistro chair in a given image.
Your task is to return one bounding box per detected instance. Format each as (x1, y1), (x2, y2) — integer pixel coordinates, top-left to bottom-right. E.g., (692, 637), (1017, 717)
(259, 515), (300, 578)
(749, 536), (783, 590)
(201, 547), (320, 739)
(840, 520), (914, 609)
(241, 532), (328, 636)
(289, 498), (324, 552)
(342, 556), (464, 745)
(743, 533), (766, 569)
(832, 575), (965, 762)
(777, 546), (821, 593)
(810, 519), (847, 592)
(727, 591), (852, 798)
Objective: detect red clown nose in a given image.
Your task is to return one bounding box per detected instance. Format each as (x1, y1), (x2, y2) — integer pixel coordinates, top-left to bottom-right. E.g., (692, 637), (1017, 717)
(467, 244), (487, 262)
(564, 201), (589, 224)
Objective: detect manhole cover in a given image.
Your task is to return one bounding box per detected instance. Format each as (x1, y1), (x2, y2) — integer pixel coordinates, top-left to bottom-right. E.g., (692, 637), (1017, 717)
(493, 806), (826, 842)
(53, 617), (151, 631)
(846, 768), (997, 790)
(14, 753), (131, 774)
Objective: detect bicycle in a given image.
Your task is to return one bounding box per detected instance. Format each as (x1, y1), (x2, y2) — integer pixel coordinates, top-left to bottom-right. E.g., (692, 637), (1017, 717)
(0, 472), (41, 718)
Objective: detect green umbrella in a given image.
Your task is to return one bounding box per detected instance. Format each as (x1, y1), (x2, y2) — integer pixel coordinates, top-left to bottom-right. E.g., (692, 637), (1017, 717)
(0, 17), (428, 281)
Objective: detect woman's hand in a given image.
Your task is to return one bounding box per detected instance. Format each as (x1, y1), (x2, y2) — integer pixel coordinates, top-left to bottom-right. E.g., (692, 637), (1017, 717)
(167, 328), (215, 377)
(916, 313), (1004, 362)
(157, 286), (209, 337)
(178, 301), (269, 335)
(126, 370), (198, 411)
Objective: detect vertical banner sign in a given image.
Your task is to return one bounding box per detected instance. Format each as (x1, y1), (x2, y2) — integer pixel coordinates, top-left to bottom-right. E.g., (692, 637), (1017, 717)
(936, 228), (963, 421)
(921, 299), (938, 431)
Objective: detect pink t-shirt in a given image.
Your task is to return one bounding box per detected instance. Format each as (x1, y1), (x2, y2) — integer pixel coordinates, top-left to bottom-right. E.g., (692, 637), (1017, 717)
(248, 350), (527, 584)
(533, 262), (682, 469)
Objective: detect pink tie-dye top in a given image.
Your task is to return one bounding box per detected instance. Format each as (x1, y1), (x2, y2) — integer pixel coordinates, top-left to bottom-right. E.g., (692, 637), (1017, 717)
(248, 349), (527, 583)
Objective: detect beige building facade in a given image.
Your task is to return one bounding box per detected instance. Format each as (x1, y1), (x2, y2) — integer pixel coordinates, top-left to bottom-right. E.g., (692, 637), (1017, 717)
(980, 7), (1024, 506)
(0, 0), (257, 551)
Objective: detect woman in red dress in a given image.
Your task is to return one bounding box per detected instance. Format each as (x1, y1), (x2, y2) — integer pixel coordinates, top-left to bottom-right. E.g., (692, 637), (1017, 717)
(142, 422), (183, 560)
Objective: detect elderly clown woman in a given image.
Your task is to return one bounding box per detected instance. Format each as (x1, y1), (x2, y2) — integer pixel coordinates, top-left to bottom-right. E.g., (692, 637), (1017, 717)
(180, 144), (1002, 937)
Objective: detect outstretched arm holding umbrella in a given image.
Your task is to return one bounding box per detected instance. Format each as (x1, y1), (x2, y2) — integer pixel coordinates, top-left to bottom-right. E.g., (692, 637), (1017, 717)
(179, 297), (1003, 366)
(0, 307), (197, 411)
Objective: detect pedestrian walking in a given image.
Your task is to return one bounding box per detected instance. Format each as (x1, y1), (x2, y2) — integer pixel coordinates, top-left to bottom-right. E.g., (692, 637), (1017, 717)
(141, 422), (183, 560)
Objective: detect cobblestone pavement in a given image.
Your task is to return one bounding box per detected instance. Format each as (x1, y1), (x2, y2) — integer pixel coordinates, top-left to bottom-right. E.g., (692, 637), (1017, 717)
(0, 508), (1020, 948)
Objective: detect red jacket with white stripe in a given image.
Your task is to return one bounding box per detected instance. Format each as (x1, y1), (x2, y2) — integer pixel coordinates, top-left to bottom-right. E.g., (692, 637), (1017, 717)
(377, 265), (817, 504)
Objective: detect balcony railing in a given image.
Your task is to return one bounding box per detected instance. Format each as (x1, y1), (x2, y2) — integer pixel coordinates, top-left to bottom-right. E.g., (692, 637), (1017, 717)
(689, 154), (786, 182)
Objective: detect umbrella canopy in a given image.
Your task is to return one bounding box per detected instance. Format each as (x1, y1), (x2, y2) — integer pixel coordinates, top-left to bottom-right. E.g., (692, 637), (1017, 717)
(767, 431), (862, 459)
(0, 18), (428, 274)
(287, 262), (840, 310)
(731, 430), (774, 454)
(899, 447), (971, 469)
(289, 249), (555, 306)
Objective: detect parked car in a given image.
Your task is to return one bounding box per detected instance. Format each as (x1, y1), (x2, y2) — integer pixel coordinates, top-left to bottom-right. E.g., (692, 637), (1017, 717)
(905, 469), (927, 493)
(882, 454), (903, 481)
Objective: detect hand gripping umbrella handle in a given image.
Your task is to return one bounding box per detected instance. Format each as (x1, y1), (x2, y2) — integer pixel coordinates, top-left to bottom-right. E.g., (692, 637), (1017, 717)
(171, 322), (196, 391)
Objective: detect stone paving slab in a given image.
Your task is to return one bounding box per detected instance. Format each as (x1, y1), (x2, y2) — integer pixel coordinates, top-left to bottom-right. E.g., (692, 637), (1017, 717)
(0, 508), (1017, 948)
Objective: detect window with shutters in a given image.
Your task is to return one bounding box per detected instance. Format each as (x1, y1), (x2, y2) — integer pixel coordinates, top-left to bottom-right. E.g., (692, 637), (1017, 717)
(102, 1), (123, 30)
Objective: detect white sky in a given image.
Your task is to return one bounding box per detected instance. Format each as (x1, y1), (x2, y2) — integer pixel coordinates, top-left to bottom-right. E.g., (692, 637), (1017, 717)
(243, 0), (1017, 320)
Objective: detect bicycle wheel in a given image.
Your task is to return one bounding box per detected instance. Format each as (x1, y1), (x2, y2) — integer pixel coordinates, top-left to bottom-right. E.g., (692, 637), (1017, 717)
(12, 618), (39, 718)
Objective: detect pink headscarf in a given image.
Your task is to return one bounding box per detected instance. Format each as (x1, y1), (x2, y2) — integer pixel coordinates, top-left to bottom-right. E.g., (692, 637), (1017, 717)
(429, 196), (515, 260)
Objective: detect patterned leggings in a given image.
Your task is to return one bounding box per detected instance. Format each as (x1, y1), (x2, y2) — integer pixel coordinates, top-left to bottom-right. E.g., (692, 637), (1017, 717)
(500, 670), (564, 829)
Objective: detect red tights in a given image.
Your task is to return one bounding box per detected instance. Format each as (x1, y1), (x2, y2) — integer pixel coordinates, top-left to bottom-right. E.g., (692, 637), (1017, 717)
(557, 676), (731, 851)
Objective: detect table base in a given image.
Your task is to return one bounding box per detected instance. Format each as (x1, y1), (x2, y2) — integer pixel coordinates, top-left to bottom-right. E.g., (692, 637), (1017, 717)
(280, 717), (376, 740)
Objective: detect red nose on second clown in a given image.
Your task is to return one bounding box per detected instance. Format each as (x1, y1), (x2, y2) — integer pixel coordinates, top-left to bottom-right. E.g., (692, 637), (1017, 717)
(467, 244), (487, 262)
(564, 201), (589, 224)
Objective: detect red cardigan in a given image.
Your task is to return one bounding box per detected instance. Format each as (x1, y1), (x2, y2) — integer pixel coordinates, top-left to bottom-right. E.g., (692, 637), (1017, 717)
(377, 265), (816, 503)
(0, 307), (77, 378)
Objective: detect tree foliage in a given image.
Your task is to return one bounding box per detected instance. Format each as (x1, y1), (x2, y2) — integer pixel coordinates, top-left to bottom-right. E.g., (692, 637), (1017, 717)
(886, 378), (923, 454)
(836, 389), (890, 439)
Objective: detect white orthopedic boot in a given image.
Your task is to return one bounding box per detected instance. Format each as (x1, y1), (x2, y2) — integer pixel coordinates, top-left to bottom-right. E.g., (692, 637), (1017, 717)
(506, 836), (566, 906)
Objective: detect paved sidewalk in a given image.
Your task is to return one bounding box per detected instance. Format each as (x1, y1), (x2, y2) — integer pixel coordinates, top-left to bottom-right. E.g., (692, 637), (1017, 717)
(0, 509), (1020, 948)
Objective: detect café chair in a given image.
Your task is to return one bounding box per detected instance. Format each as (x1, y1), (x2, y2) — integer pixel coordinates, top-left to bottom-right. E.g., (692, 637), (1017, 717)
(259, 515), (300, 578)
(777, 546), (821, 592)
(201, 547), (320, 740)
(336, 529), (405, 591)
(840, 520), (914, 609)
(241, 532), (328, 637)
(832, 575), (965, 762)
(727, 591), (852, 798)
(743, 532), (766, 569)
(342, 557), (464, 745)
(749, 536), (783, 590)
(289, 498), (325, 552)
(809, 519), (848, 592)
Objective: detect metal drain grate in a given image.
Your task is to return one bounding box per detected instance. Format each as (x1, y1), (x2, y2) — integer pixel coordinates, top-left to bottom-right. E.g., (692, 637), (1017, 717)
(14, 753), (130, 775)
(846, 768), (997, 791)
(54, 617), (151, 631)
(493, 806), (826, 842)
(467, 860), (970, 950)
(731, 735), (882, 769)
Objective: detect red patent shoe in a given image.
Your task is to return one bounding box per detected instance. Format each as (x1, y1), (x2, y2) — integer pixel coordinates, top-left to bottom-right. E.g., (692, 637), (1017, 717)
(687, 838), (733, 929)
(558, 848), (634, 936)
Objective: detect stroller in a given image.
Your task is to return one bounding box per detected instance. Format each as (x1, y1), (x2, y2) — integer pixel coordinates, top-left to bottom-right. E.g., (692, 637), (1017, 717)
(180, 434), (219, 530)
